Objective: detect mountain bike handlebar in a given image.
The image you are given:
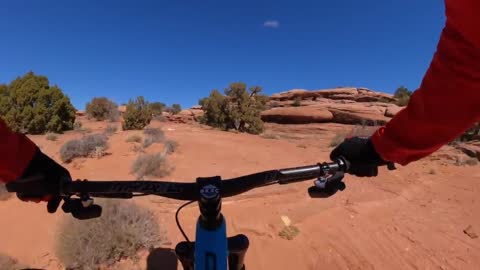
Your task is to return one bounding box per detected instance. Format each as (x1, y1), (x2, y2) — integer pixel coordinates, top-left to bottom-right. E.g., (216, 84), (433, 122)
(59, 158), (350, 201)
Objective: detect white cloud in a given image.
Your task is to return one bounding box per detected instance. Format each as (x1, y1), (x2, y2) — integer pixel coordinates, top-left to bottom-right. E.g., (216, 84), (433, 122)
(263, 20), (280, 28)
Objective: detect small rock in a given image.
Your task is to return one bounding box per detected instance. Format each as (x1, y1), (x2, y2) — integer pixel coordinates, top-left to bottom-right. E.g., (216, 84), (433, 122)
(464, 225), (478, 239)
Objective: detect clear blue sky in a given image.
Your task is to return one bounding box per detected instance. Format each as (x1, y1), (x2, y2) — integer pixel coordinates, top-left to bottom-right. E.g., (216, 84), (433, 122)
(0, 0), (445, 110)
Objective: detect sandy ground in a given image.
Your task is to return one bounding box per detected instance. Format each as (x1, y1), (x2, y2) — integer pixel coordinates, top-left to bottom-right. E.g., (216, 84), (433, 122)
(1, 119), (479, 269)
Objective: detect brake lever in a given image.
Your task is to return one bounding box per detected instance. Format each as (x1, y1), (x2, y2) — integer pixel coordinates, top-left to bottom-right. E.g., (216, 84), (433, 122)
(61, 196), (102, 220)
(308, 171), (346, 198)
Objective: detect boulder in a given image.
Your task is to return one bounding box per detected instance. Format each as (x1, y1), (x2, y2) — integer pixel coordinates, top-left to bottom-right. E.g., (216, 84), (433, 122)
(263, 97), (391, 125)
(261, 106), (333, 124)
(327, 106), (389, 125)
(270, 87), (396, 103)
(166, 107), (204, 123)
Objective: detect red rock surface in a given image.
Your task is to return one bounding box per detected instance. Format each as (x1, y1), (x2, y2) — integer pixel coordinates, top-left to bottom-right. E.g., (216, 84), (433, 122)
(262, 87), (400, 125)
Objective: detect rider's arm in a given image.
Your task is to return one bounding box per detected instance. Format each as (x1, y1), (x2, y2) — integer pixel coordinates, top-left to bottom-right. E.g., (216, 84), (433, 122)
(371, 0), (480, 166)
(0, 119), (37, 183)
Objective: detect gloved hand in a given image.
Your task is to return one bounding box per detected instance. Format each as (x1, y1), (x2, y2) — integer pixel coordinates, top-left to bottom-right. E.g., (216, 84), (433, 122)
(6, 148), (71, 213)
(330, 136), (387, 177)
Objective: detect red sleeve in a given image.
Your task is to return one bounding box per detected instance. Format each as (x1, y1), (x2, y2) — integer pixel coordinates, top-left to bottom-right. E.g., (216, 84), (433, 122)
(0, 119), (37, 183)
(371, 0), (480, 166)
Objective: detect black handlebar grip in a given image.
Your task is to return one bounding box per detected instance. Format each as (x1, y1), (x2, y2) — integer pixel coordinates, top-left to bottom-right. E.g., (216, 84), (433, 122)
(387, 163), (396, 170)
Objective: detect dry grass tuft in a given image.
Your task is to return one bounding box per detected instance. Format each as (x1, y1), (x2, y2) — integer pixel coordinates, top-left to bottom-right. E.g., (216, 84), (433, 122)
(56, 200), (167, 270)
(131, 153), (172, 180)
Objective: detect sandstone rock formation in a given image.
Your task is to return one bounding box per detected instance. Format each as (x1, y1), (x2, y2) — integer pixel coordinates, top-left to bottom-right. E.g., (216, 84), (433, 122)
(262, 87), (401, 125)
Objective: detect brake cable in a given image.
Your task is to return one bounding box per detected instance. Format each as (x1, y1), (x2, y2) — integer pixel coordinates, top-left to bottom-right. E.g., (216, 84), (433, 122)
(175, 200), (196, 242)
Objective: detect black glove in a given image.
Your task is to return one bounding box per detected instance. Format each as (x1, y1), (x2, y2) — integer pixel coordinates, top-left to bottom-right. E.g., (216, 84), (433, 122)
(7, 148), (71, 213)
(330, 137), (387, 177)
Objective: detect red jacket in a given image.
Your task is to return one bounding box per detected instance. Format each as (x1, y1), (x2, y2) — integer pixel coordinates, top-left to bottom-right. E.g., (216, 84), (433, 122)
(371, 0), (480, 165)
(1, 0), (479, 183)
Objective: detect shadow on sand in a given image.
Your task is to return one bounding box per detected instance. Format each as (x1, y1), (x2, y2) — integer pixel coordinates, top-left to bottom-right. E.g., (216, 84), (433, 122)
(147, 247), (178, 270)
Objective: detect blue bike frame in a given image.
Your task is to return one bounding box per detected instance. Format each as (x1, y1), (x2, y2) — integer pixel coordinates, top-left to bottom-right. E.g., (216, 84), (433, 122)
(175, 177), (249, 270)
(194, 217), (228, 269)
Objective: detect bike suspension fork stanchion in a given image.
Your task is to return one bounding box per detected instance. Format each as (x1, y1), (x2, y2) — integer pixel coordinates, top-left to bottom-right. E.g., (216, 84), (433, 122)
(228, 234), (249, 270)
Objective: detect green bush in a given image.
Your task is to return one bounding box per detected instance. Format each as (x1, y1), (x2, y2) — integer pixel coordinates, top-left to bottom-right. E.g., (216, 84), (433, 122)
(393, 86), (412, 106)
(0, 71), (76, 134)
(122, 96), (152, 130)
(131, 153), (172, 180)
(171, 104), (182, 114)
(149, 102), (166, 116)
(60, 134), (108, 163)
(199, 83), (268, 134)
(56, 200), (166, 270)
(46, 132), (58, 141)
(86, 97), (119, 121)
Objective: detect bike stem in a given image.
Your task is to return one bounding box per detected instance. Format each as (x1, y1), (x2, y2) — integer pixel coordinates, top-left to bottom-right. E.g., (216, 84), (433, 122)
(175, 176), (249, 270)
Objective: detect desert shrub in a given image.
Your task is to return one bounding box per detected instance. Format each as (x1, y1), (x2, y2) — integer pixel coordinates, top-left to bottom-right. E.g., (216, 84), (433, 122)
(60, 134), (108, 163)
(149, 102), (166, 116)
(131, 153), (171, 180)
(131, 144), (145, 153)
(154, 114), (167, 122)
(260, 133), (279, 140)
(105, 124), (118, 135)
(143, 128), (164, 148)
(86, 97), (119, 121)
(0, 253), (28, 270)
(457, 122), (480, 142)
(122, 96), (152, 130)
(46, 132), (58, 141)
(393, 86), (412, 106)
(164, 104), (182, 115)
(171, 104), (182, 114)
(164, 140), (178, 154)
(292, 97), (302, 107)
(73, 121), (83, 130)
(278, 225), (300, 240)
(0, 71), (76, 134)
(126, 134), (142, 143)
(199, 83), (268, 134)
(56, 200), (166, 270)
(0, 184), (11, 201)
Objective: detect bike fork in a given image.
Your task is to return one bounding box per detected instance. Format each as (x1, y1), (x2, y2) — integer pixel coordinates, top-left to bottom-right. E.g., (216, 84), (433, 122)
(175, 234), (249, 270)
